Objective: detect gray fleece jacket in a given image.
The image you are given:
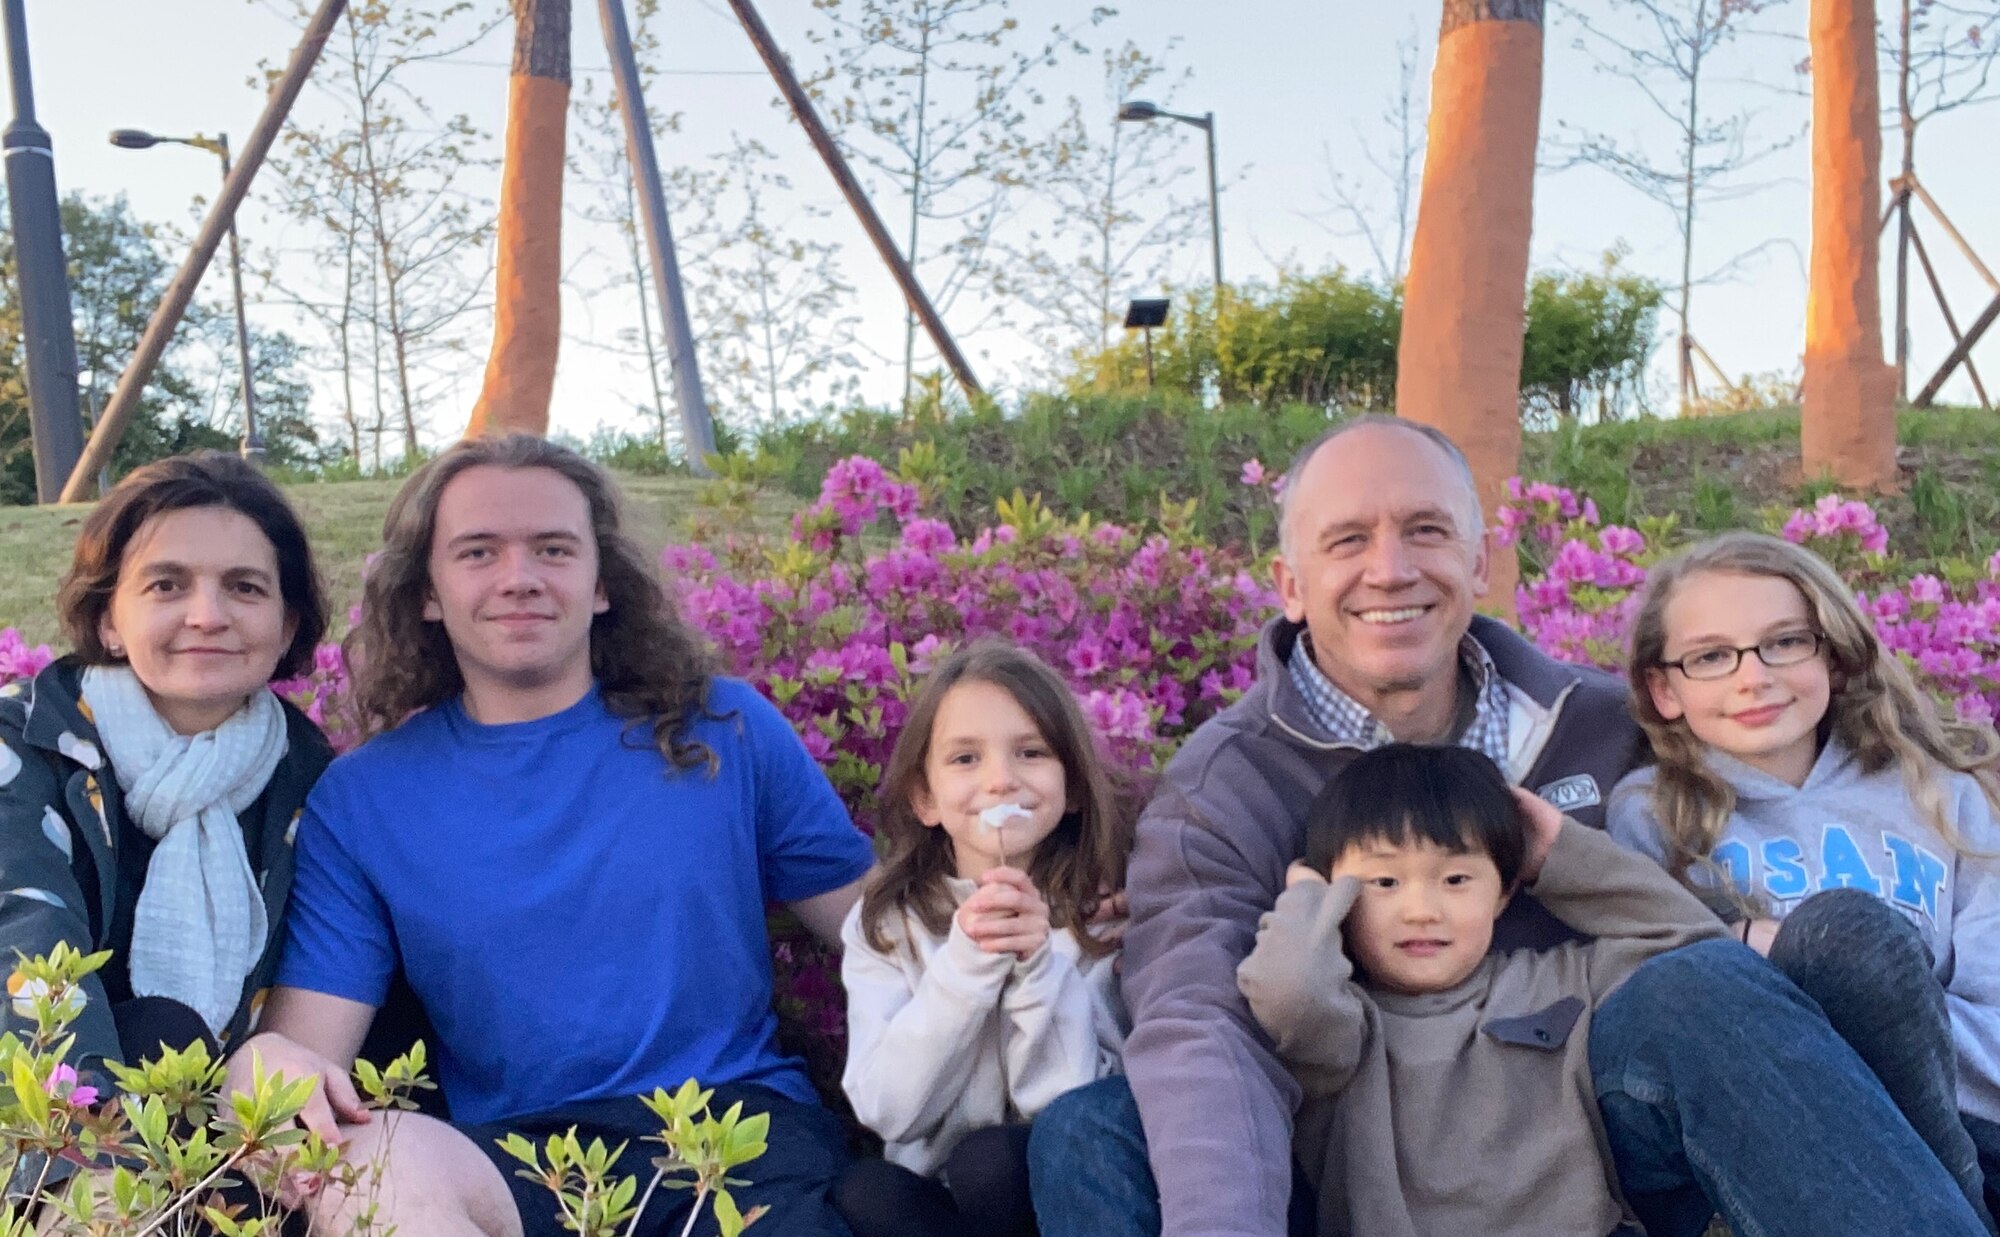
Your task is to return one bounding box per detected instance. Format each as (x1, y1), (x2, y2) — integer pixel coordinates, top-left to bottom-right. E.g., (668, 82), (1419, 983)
(1120, 615), (1648, 1237)
(1238, 821), (1724, 1237)
(1608, 742), (2000, 1126)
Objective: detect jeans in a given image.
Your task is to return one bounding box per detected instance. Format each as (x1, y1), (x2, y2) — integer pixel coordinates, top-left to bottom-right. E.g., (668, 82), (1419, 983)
(1765, 888), (1994, 1232)
(835, 1125), (1035, 1237)
(1032, 939), (1993, 1237)
(1971, 1113), (2000, 1221)
(1024, 1075), (1315, 1237)
(1592, 937), (1990, 1237)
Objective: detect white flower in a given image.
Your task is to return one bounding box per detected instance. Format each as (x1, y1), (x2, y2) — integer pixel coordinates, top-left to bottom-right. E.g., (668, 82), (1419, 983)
(978, 803), (1032, 830)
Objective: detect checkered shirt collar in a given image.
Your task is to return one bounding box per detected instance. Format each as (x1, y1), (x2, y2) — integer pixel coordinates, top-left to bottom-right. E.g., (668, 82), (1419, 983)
(1286, 630), (1512, 769)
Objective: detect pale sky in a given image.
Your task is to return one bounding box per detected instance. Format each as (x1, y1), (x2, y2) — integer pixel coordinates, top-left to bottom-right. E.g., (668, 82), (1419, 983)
(23, 0), (2000, 450)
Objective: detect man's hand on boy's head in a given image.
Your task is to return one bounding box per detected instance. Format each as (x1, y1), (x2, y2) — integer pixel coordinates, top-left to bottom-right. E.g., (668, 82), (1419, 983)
(1511, 787), (1566, 886)
(1285, 860), (1329, 890)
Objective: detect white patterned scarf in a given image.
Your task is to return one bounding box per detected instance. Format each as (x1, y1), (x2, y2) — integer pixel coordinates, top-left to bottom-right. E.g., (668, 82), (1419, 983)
(79, 666), (287, 1034)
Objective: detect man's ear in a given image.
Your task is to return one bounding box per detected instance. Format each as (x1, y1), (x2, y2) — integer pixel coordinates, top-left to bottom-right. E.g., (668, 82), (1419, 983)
(422, 590), (442, 623)
(1470, 524), (1492, 598)
(1272, 552), (1307, 624)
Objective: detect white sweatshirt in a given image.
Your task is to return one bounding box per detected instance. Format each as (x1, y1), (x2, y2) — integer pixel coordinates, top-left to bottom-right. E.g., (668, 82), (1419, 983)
(839, 876), (1128, 1176)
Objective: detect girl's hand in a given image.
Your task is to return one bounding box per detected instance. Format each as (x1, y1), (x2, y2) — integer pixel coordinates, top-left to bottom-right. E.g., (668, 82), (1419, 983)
(1285, 861), (1329, 890)
(1741, 918), (1781, 957)
(956, 866), (1052, 960)
(1511, 787), (1566, 886)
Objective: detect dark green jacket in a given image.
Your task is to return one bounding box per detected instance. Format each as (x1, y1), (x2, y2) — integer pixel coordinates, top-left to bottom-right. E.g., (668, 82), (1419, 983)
(0, 658), (333, 1071)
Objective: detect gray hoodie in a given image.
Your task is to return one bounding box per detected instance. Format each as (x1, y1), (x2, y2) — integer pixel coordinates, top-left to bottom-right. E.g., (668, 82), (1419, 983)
(1608, 742), (2000, 1126)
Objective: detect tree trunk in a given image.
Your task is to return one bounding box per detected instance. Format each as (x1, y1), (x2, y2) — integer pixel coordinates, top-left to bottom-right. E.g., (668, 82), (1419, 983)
(467, 0), (571, 439)
(1802, 0), (1897, 490)
(1397, 0), (1544, 619)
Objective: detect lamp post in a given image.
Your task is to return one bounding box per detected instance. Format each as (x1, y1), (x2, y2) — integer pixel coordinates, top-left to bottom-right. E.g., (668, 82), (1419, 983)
(1117, 99), (1223, 295)
(5, 0), (85, 502)
(109, 128), (264, 462)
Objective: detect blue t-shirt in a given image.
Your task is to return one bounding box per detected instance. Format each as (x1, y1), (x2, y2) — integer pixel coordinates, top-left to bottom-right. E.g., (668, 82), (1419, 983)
(277, 678), (874, 1125)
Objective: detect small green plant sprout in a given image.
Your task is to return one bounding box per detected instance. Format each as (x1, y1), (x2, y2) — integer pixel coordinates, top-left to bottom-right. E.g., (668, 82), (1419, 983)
(0, 946), (434, 1236)
(498, 1131), (641, 1236)
(641, 1080), (769, 1237)
(500, 1079), (769, 1237)
(351, 1040), (437, 1113)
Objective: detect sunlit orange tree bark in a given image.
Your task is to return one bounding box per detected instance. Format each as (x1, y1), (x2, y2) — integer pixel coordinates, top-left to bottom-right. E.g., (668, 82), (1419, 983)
(467, 0), (569, 438)
(1802, 0), (1898, 489)
(1397, 0), (1545, 615)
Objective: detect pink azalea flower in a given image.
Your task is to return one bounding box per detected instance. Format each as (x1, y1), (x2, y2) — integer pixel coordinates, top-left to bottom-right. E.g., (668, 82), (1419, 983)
(47, 1064), (98, 1108)
(1239, 458), (1266, 488)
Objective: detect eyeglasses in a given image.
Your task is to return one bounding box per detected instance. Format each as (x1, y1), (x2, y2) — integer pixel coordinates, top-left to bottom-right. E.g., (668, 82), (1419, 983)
(1660, 629), (1826, 681)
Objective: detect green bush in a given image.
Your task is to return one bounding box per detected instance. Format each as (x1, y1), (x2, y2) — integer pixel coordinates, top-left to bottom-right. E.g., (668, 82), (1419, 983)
(1519, 262), (1664, 426)
(730, 393), (1338, 549)
(1069, 274), (1400, 411)
(1063, 261), (1662, 422)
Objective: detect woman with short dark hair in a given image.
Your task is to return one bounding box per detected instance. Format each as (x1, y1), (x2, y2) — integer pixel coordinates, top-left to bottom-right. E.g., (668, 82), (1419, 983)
(0, 451), (333, 1074)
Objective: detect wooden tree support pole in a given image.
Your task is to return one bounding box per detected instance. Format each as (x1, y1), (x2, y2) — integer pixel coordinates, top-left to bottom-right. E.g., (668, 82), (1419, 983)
(723, 0), (982, 404)
(1914, 292), (2000, 409)
(1688, 336), (1734, 392)
(1908, 224), (1991, 409)
(1909, 178), (2000, 292)
(60, 0), (347, 501)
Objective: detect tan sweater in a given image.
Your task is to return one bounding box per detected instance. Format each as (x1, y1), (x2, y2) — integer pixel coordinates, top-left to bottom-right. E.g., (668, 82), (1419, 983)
(1237, 820), (1726, 1237)
(840, 877), (1128, 1176)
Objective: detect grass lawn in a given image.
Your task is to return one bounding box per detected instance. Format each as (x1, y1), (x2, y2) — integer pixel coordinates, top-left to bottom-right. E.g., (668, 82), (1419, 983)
(0, 472), (803, 649)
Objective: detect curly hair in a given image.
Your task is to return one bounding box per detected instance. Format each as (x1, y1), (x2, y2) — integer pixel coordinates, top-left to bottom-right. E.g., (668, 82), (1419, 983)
(1626, 531), (2000, 911)
(343, 435), (721, 772)
(859, 640), (1133, 961)
(57, 451), (328, 680)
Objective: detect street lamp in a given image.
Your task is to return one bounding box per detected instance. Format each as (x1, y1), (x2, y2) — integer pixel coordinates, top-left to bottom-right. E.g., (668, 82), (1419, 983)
(1116, 99), (1223, 296)
(109, 127), (264, 462)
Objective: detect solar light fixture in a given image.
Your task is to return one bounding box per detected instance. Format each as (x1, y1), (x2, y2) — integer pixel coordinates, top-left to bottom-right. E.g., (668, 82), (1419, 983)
(1124, 297), (1171, 388)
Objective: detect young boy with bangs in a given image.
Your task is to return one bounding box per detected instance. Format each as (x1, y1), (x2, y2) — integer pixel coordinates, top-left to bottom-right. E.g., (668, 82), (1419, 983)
(1237, 743), (1725, 1237)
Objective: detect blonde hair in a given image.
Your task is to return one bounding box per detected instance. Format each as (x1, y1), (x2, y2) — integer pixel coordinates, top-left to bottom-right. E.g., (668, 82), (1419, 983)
(1626, 531), (2000, 904)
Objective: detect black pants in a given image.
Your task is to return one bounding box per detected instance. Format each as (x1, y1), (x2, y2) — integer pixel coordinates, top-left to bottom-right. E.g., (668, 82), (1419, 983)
(834, 1125), (1035, 1237)
(458, 1083), (852, 1237)
(113, 994), (219, 1063)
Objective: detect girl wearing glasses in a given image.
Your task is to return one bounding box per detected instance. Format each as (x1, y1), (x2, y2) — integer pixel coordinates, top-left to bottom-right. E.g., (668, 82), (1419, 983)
(1607, 530), (2000, 1228)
